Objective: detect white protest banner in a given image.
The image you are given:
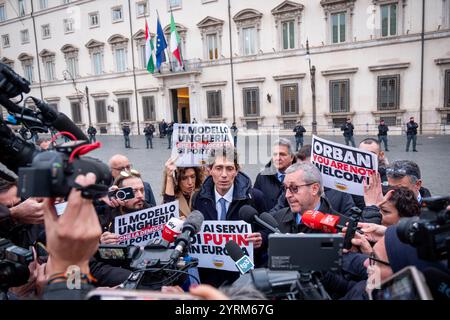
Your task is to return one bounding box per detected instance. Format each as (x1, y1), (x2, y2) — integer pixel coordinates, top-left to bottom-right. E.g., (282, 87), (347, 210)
(114, 201), (179, 246)
(172, 123), (234, 167)
(311, 135), (378, 196)
(188, 220), (253, 272)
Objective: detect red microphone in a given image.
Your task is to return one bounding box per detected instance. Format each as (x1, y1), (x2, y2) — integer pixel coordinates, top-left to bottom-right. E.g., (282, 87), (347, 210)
(161, 217), (183, 243)
(302, 210), (341, 233)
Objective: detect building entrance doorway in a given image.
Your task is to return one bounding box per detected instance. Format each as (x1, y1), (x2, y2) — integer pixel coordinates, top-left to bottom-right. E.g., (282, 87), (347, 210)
(170, 87), (190, 123)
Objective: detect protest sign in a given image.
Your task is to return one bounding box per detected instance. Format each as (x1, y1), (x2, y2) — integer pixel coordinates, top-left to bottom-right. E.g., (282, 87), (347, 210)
(172, 123), (234, 167)
(114, 201), (179, 246)
(311, 135), (378, 196)
(188, 220), (254, 272)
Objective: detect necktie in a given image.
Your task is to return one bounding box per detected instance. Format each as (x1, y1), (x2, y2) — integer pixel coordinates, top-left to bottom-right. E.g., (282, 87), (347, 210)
(279, 174), (285, 184)
(218, 198), (227, 220)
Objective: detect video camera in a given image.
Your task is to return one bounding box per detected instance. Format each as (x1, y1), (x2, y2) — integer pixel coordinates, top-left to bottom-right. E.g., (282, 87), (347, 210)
(0, 62), (111, 198)
(0, 238), (33, 294)
(397, 196), (450, 266)
(95, 241), (198, 290)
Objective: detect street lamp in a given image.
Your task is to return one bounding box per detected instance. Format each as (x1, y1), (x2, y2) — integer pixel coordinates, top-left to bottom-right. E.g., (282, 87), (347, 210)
(62, 69), (92, 126)
(306, 39), (317, 135)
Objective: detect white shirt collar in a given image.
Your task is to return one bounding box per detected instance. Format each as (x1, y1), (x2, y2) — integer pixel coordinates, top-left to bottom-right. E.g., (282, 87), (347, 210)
(215, 185), (234, 204)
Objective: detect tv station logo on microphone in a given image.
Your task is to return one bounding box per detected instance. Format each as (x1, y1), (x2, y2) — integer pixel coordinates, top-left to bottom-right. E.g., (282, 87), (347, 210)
(235, 255), (254, 274)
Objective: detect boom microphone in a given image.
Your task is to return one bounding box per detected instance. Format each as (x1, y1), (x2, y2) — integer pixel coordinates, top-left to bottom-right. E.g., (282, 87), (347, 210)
(170, 210), (204, 261)
(239, 205), (280, 234)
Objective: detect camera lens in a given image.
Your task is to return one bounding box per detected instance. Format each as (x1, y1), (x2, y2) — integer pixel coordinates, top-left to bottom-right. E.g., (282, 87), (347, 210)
(116, 190), (126, 200)
(396, 217), (420, 245)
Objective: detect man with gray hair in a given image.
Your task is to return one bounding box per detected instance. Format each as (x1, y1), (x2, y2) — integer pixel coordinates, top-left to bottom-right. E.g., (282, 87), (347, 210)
(272, 162), (345, 233)
(386, 160), (431, 204)
(254, 138), (295, 210)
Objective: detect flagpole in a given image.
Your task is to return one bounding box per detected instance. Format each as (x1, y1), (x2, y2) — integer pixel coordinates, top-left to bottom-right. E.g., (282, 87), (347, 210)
(156, 9), (173, 72)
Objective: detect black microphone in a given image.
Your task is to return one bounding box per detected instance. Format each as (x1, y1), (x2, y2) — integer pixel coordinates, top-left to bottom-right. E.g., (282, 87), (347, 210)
(423, 267), (450, 300)
(170, 210), (204, 260)
(32, 97), (88, 141)
(259, 212), (281, 233)
(225, 240), (254, 274)
(239, 205), (280, 234)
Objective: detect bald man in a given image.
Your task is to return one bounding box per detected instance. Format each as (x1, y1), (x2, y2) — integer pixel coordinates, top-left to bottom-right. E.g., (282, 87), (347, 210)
(108, 154), (156, 207)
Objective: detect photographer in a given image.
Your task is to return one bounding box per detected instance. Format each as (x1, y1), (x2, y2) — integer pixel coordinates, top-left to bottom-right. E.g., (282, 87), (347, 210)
(162, 157), (204, 218)
(0, 177), (44, 248)
(42, 173), (102, 299)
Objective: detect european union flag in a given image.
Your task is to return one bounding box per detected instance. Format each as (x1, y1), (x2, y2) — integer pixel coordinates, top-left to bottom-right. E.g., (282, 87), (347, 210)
(156, 17), (167, 70)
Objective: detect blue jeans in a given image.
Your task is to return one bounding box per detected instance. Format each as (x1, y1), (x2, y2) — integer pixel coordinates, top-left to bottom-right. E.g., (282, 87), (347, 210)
(345, 136), (356, 147)
(295, 136), (304, 151)
(378, 135), (388, 150)
(145, 136), (153, 148)
(406, 134), (417, 151)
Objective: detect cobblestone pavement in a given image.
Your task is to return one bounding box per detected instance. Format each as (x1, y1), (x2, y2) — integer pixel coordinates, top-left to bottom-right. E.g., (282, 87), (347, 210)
(84, 133), (450, 203)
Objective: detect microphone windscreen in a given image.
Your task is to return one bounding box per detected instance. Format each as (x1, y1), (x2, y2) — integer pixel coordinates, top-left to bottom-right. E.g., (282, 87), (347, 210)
(184, 210), (204, 234)
(225, 240), (245, 262)
(259, 212), (279, 229)
(301, 210), (326, 229)
(239, 205), (258, 223)
(52, 112), (88, 140)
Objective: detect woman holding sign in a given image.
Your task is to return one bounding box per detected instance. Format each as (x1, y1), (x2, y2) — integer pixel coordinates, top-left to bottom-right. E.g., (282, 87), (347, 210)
(162, 157), (204, 219)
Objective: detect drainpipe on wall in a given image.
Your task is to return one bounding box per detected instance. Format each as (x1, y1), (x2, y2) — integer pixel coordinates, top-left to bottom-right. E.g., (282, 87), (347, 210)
(30, 0), (43, 100)
(419, 0), (425, 134)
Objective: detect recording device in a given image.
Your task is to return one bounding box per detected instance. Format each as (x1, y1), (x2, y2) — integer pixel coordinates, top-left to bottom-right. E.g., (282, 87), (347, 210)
(1, 62), (111, 199)
(18, 140), (112, 198)
(0, 238), (33, 293)
(96, 213), (204, 290)
(369, 266), (433, 300)
(239, 205), (280, 233)
(397, 196), (450, 264)
(301, 209), (360, 250)
(225, 240), (254, 274)
(108, 187), (135, 201)
(268, 233), (343, 272)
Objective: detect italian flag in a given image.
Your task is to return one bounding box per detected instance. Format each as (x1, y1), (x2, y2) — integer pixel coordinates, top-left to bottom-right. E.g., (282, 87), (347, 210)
(170, 13), (183, 68)
(145, 19), (155, 74)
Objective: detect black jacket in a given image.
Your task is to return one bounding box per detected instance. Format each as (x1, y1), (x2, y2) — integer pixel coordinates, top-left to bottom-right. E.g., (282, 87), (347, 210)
(269, 187), (355, 217)
(192, 172), (268, 287)
(166, 125), (173, 136)
(272, 197), (347, 234)
(293, 125), (306, 137)
(340, 123), (354, 137)
(122, 126), (130, 136)
(87, 126), (97, 136)
(144, 125), (155, 137)
(253, 161), (284, 211)
(406, 121), (418, 135)
(378, 124), (389, 136)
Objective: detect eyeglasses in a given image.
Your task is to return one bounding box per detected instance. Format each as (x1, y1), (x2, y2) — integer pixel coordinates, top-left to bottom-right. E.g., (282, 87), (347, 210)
(369, 252), (390, 267)
(119, 169), (141, 178)
(281, 183), (315, 194)
(112, 164), (132, 171)
(386, 167), (419, 179)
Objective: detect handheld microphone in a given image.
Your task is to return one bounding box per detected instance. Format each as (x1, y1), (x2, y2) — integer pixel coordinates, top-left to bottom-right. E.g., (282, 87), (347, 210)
(225, 240), (254, 274)
(161, 217), (183, 244)
(423, 267), (450, 300)
(170, 210), (204, 261)
(259, 212), (281, 233)
(239, 205), (280, 234)
(302, 210), (358, 250)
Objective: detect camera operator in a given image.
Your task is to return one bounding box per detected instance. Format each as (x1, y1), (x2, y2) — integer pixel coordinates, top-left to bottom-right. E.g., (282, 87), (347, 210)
(0, 177), (44, 248)
(42, 173), (102, 299)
